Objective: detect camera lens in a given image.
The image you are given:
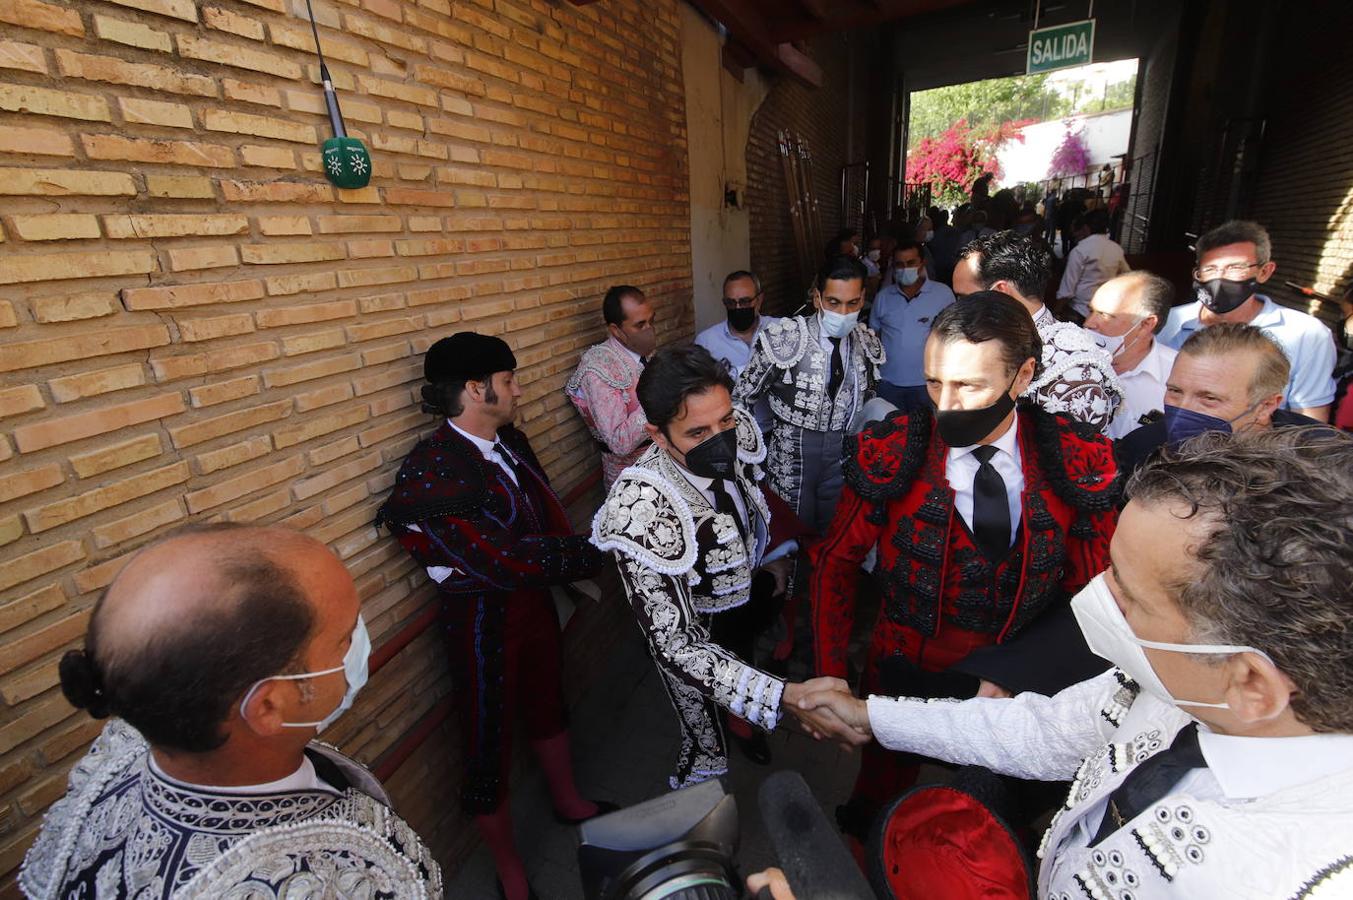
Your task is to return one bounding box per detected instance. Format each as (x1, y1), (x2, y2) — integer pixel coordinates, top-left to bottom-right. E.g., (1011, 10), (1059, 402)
(609, 841), (738, 900)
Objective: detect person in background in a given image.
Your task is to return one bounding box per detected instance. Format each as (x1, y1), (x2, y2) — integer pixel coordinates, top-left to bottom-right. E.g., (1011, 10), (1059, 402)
(1084, 271), (1177, 439)
(695, 270), (777, 382)
(972, 171), (993, 206)
(926, 206), (961, 285)
(862, 237), (883, 279)
(565, 285), (659, 487)
(954, 231), (1123, 432)
(23, 525), (442, 898)
(1114, 323), (1317, 477)
(382, 333), (609, 900)
(1158, 219), (1337, 421)
(798, 426), (1353, 900)
(1058, 208), (1131, 322)
(733, 255), (884, 533)
(869, 240), (957, 412)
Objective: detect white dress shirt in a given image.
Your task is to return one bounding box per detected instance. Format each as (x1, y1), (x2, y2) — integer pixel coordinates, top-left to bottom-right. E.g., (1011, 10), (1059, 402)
(1058, 233), (1130, 318)
(1106, 338), (1177, 439)
(449, 420), (518, 486)
(679, 465), (748, 534)
(945, 416), (1023, 546)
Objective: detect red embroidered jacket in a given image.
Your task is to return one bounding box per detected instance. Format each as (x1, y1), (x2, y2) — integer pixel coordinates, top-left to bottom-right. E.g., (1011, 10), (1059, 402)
(810, 406), (1119, 679)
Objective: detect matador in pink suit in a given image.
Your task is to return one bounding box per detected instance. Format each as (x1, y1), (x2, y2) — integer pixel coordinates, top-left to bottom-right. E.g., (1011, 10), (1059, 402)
(566, 285), (659, 487)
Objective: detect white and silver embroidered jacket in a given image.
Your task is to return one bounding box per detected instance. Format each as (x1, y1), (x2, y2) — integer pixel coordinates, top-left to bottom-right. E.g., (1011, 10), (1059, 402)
(732, 314), (885, 433)
(20, 720), (442, 900)
(865, 669), (1353, 899)
(591, 408), (785, 789)
(1029, 308), (1124, 433)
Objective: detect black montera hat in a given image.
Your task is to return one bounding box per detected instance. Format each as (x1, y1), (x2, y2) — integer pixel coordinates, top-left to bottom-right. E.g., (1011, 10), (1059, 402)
(424, 332), (517, 383)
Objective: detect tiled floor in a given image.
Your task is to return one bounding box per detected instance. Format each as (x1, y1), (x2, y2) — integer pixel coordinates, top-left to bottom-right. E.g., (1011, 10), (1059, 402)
(445, 618), (867, 899)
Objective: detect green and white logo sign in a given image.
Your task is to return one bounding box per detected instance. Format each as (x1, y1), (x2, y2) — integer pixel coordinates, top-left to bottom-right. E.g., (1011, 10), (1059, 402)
(1027, 19), (1095, 74)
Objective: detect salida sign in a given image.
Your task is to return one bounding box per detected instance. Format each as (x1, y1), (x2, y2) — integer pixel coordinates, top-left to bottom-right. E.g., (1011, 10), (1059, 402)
(1026, 19), (1095, 74)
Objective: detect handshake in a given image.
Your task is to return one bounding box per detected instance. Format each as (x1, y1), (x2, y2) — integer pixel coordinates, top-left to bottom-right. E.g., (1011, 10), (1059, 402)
(779, 677), (874, 747)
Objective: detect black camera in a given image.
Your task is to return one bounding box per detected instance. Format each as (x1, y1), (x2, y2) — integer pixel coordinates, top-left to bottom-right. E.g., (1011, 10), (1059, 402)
(578, 772), (875, 900)
(578, 778), (741, 900)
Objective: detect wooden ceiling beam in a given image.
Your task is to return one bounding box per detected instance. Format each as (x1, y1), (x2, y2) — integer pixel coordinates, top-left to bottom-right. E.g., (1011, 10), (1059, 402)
(688, 0), (823, 87)
(768, 0), (975, 44)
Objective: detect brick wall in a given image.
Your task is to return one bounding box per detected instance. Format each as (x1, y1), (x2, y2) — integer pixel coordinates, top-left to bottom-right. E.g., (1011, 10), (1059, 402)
(0, 0), (691, 887)
(744, 32), (866, 316)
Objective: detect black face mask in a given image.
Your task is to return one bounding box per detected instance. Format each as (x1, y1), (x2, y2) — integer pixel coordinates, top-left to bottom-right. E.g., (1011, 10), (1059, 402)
(678, 427), (739, 480)
(726, 306), (756, 332)
(1193, 277), (1258, 314)
(930, 384), (1017, 447)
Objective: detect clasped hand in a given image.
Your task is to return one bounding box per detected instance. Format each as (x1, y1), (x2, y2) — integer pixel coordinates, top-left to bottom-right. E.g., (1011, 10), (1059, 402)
(780, 678), (872, 747)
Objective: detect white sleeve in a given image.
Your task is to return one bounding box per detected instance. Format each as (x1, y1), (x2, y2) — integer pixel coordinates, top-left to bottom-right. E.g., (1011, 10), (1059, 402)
(865, 670), (1120, 782)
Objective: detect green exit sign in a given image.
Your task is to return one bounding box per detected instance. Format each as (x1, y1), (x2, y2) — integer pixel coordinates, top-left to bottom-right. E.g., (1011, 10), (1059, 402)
(1027, 19), (1095, 74)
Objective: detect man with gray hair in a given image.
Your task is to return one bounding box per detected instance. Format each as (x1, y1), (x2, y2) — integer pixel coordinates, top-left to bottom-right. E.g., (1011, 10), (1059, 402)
(22, 525), (442, 898)
(1084, 271), (1178, 438)
(1158, 219), (1337, 421)
(694, 269), (778, 382)
(1115, 323), (1320, 476)
(795, 427), (1353, 898)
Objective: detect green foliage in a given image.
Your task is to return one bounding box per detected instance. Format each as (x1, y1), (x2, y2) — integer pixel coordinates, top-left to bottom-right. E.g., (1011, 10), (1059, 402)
(908, 67), (1137, 150)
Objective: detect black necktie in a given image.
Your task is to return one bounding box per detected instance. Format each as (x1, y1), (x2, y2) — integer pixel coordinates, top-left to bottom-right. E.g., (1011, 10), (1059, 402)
(494, 442), (525, 485)
(971, 445), (1011, 561)
(709, 478), (747, 540)
(827, 337), (844, 399)
(1092, 723), (1205, 845)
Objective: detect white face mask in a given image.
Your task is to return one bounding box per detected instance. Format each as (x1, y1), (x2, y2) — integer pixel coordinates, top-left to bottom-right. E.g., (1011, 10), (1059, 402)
(1070, 574), (1271, 711)
(240, 616), (371, 730)
(895, 266), (921, 287)
(922, 230), (934, 243)
(1090, 317), (1145, 360)
(819, 308), (859, 339)
(867, 249), (882, 262)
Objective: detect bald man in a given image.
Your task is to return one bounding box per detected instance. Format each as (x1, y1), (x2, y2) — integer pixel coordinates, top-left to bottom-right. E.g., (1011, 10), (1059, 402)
(21, 524), (442, 899)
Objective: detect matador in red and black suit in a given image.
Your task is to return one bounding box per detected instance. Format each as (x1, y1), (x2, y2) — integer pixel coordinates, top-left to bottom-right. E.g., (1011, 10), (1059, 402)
(377, 331), (607, 900)
(810, 403), (1119, 826)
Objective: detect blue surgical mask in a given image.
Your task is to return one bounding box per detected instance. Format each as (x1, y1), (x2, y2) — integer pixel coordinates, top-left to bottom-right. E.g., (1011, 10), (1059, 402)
(819, 309), (859, 339)
(1162, 402), (1258, 445)
(895, 266), (921, 287)
(241, 616), (371, 730)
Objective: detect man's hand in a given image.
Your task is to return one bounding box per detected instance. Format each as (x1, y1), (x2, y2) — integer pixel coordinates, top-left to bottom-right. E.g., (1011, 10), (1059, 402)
(794, 686), (872, 746)
(782, 679), (871, 747)
(747, 867), (796, 900)
(757, 557), (792, 597)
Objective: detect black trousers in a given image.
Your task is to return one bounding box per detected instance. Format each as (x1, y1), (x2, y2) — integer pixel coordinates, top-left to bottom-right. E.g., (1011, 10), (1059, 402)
(709, 570), (784, 668)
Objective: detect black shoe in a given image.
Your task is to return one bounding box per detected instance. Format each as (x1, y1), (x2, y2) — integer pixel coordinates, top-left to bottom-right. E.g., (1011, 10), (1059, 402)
(554, 799), (618, 826)
(732, 730), (772, 765)
(496, 879), (540, 900)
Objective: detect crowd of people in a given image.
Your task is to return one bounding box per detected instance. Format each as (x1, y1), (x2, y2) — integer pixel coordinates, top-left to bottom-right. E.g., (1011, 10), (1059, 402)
(24, 211), (1352, 899)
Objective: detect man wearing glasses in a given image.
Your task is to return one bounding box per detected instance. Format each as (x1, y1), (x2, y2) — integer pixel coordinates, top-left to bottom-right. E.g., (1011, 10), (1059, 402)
(1158, 220), (1337, 421)
(694, 270), (778, 381)
(732, 255), (884, 533)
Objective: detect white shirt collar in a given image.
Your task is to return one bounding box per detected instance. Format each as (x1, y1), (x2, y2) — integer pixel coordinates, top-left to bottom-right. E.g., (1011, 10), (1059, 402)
(1031, 304), (1054, 324)
(1198, 728), (1353, 799)
(950, 414), (1019, 460)
(1121, 337), (1174, 381)
(448, 420), (499, 457)
(148, 754), (337, 796)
